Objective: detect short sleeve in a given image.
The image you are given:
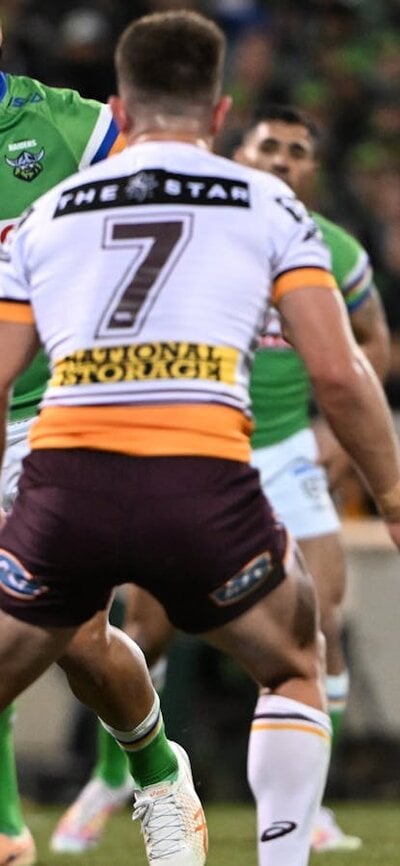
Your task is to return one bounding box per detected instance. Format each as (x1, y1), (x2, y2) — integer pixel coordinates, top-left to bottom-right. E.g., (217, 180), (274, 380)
(339, 246), (373, 313)
(45, 86), (120, 168)
(269, 194), (337, 304)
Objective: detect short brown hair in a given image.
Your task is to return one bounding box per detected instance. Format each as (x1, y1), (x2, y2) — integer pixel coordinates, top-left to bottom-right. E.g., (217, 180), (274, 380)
(115, 11), (225, 114)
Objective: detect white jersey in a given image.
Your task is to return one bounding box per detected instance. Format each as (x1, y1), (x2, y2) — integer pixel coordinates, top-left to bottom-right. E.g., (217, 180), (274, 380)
(0, 141), (335, 461)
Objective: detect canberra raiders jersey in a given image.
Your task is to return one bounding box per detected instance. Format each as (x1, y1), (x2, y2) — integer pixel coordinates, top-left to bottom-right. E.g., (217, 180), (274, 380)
(0, 72), (121, 422)
(250, 211), (374, 448)
(0, 141), (335, 462)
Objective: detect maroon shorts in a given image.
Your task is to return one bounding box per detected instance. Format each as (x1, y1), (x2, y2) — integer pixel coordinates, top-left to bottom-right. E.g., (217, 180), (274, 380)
(0, 449), (288, 632)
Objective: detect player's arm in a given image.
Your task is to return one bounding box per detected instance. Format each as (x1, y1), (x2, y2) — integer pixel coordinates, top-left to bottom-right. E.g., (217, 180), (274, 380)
(0, 321), (40, 468)
(313, 285), (390, 487)
(349, 286), (390, 382)
(277, 285), (400, 539)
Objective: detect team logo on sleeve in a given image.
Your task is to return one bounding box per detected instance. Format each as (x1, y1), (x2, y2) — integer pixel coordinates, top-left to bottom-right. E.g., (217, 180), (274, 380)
(5, 145), (45, 182)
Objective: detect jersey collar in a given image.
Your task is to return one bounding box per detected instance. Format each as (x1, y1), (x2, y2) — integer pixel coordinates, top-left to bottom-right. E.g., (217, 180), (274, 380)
(0, 72), (7, 104)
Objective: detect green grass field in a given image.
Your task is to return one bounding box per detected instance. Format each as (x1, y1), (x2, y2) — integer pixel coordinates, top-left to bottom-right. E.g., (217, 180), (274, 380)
(24, 800), (400, 866)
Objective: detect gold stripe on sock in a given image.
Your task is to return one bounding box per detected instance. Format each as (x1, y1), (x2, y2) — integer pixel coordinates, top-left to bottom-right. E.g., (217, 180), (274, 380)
(251, 721), (331, 742)
(117, 715), (163, 752)
(328, 698), (347, 710)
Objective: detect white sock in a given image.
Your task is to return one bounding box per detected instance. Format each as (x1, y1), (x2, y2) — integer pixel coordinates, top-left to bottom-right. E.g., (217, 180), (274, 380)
(149, 656), (168, 693)
(248, 693), (331, 866)
(325, 669), (349, 716)
(313, 670), (350, 824)
(99, 692), (161, 748)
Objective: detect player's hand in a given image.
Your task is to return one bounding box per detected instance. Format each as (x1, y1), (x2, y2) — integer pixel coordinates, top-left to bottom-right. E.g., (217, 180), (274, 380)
(0, 507), (6, 528)
(313, 417), (351, 490)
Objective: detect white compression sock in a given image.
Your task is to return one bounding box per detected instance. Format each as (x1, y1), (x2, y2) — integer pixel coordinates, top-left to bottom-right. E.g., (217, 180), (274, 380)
(149, 656), (168, 693)
(248, 693), (331, 866)
(325, 669), (349, 717)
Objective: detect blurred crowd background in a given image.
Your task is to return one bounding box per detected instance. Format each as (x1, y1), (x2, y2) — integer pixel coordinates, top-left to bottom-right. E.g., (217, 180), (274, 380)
(2, 0), (400, 803)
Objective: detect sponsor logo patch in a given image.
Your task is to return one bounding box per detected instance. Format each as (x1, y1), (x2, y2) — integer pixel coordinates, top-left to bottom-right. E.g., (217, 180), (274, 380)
(0, 549), (48, 599)
(54, 169), (251, 217)
(210, 553), (272, 607)
(50, 341), (239, 387)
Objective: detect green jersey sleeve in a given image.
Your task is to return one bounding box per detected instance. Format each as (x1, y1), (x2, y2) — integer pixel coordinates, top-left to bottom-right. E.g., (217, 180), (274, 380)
(43, 83), (118, 168)
(313, 212), (373, 312)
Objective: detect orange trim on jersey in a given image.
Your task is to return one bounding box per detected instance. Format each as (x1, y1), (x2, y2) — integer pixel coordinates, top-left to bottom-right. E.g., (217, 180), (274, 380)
(29, 403), (253, 461)
(251, 721), (330, 742)
(272, 267), (337, 304)
(0, 300), (34, 324)
(108, 133), (126, 155)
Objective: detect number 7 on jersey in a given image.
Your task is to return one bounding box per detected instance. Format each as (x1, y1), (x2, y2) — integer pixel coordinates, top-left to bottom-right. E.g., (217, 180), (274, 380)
(96, 213), (193, 338)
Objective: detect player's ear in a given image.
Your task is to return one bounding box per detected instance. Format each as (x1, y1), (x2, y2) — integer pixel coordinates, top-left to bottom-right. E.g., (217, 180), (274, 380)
(211, 95), (232, 136)
(108, 95), (132, 135)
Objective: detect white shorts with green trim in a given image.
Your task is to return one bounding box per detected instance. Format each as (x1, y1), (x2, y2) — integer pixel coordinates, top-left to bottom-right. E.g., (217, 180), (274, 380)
(251, 427), (340, 540)
(1, 417), (34, 512)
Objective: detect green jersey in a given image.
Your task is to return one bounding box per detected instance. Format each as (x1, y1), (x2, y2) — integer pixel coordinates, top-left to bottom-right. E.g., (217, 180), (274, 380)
(0, 72), (119, 422)
(250, 212), (374, 448)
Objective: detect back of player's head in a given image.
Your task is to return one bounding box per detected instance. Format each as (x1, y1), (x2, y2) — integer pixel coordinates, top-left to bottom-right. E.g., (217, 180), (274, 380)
(115, 11), (226, 117)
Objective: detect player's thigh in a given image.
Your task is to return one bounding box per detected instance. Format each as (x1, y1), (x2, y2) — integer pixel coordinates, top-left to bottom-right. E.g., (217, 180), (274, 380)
(204, 547), (320, 689)
(298, 532), (346, 619)
(123, 584), (175, 664)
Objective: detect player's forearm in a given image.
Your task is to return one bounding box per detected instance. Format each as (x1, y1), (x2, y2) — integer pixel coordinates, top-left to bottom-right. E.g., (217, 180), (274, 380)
(312, 353), (400, 515)
(357, 323), (391, 383)
(350, 289), (391, 382)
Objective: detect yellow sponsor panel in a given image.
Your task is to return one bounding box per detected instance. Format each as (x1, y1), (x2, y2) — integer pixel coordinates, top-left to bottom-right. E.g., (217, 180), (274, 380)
(51, 341), (239, 387)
